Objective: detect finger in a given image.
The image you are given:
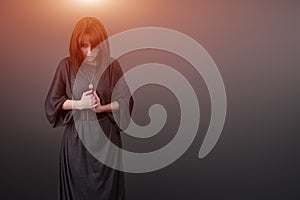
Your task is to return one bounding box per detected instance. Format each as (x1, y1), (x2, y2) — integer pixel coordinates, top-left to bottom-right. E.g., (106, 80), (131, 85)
(90, 99), (97, 105)
(83, 90), (93, 96)
(93, 91), (100, 100)
(94, 93), (101, 105)
(83, 90), (92, 95)
(92, 103), (98, 108)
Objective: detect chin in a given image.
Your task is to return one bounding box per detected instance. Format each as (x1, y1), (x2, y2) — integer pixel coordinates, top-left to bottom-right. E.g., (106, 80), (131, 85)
(85, 57), (95, 62)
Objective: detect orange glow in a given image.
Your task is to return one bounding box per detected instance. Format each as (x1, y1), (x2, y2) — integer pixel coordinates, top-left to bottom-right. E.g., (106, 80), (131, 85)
(74, 0), (111, 7)
(79, 0), (105, 3)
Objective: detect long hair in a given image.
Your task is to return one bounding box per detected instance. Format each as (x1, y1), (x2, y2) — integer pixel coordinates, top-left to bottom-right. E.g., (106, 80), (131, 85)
(69, 17), (110, 74)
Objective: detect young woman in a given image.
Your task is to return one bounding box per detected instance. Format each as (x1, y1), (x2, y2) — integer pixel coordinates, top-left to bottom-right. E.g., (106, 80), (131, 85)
(45, 17), (133, 200)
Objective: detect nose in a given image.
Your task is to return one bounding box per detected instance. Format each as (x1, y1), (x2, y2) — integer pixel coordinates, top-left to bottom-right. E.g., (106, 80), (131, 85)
(86, 47), (91, 56)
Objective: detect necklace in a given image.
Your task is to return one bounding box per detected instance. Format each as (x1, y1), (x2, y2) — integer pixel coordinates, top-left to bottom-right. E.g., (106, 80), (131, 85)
(79, 66), (97, 90)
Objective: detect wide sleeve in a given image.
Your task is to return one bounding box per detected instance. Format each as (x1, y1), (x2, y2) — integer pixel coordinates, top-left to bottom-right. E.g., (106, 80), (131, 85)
(108, 60), (134, 131)
(44, 59), (73, 128)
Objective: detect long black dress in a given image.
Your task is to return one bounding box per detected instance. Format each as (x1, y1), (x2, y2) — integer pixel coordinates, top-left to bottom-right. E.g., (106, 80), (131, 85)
(44, 57), (132, 200)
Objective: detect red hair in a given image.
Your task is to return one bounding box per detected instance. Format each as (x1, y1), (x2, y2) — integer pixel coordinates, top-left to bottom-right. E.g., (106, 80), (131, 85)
(69, 17), (110, 74)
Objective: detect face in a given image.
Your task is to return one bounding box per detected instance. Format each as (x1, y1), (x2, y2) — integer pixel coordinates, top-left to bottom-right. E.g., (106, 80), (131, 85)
(80, 37), (100, 64)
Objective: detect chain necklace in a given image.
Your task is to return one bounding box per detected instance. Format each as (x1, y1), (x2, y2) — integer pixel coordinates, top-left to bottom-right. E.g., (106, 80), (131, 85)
(79, 66), (97, 90)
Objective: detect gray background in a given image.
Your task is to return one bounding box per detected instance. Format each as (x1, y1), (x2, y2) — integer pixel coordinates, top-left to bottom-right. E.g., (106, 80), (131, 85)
(0, 0), (299, 199)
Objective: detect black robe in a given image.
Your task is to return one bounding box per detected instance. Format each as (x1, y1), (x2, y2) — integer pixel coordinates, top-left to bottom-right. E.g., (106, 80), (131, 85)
(44, 57), (132, 200)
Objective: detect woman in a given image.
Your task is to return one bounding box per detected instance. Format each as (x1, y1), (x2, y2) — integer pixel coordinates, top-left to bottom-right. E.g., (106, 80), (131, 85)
(45, 17), (133, 200)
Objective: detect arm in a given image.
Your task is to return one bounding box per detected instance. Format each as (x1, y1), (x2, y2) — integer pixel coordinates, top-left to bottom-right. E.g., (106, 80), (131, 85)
(61, 99), (82, 110)
(44, 58), (74, 127)
(96, 101), (120, 113)
(93, 91), (120, 113)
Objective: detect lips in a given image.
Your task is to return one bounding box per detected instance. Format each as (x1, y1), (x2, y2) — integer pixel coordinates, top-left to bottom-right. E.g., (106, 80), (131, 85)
(86, 54), (93, 60)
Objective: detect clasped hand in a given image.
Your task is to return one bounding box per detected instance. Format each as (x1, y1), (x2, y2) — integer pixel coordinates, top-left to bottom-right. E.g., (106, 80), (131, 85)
(78, 90), (102, 113)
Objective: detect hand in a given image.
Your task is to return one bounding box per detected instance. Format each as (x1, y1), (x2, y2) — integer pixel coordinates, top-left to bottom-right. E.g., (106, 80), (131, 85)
(77, 90), (97, 110)
(93, 91), (103, 113)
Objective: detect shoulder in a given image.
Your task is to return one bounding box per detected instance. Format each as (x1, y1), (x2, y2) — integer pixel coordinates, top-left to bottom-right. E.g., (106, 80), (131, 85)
(109, 57), (123, 73)
(110, 57), (120, 65)
(58, 56), (71, 68)
(56, 57), (72, 73)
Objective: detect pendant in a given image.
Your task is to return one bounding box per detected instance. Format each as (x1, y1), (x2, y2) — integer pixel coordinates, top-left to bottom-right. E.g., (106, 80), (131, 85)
(89, 83), (93, 90)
